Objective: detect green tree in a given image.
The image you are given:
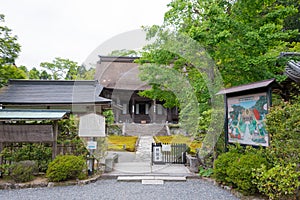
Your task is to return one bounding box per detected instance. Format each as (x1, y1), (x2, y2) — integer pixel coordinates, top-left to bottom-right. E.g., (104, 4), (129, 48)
(0, 64), (27, 87)
(139, 0), (300, 128)
(40, 57), (80, 80)
(277, 0), (300, 42)
(136, 0), (299, 159)
(109, 49), (139, 57)
(160, 0), (298, 86)
(0, 14), (26, 87)
(40, 70), (52, 80)
(28, 67), (40, 79)
(0, 14), (20, 66)
(28, 67), (52, 80)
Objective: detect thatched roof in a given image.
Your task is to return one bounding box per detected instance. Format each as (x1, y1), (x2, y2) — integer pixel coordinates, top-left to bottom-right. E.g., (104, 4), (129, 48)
(95, 56), (151, 91)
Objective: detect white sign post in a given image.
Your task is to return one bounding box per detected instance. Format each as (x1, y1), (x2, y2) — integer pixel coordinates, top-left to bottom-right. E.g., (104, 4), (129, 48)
(87, 141), (97, 150)
(79, 113), (106, 137)
(78, 113), (106, 176)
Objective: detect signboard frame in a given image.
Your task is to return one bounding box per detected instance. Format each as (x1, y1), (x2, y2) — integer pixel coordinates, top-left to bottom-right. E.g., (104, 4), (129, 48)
(226, 92), (270, 147)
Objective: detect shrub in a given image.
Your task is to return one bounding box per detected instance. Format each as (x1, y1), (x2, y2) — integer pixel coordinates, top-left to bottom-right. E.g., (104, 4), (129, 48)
(10, 160), (38, 183)
(0, 164), (10, 176)
(46, 155), (87, 182)
(102, 110), (114, 125)
(213, 151), (240, 184)
(226, 153), (268, 195)
(199, 166), (213, 177)
(253, 163), (300, 200)
(1, 144), (52, 172)
(266, 99), (300, 164)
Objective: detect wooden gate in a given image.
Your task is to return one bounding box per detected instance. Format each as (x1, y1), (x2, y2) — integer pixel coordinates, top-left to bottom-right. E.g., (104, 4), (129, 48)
(152, 143), (187, 164)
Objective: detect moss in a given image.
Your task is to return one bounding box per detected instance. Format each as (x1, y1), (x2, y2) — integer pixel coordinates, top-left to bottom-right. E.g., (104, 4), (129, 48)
(154, 135), (201, 155)
(107, 136), (138, 152)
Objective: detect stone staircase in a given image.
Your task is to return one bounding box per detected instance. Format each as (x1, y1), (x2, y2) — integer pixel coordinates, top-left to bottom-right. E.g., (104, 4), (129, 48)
(134, 136), (154, 162)
(124, 123), (167, 136)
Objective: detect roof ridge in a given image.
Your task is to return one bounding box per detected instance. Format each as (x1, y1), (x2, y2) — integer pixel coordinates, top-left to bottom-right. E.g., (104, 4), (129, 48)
(9, 79), (99, 85)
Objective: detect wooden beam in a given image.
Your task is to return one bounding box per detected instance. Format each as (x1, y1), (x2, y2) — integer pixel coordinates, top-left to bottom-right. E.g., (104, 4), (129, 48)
(52, 121), (58, 160)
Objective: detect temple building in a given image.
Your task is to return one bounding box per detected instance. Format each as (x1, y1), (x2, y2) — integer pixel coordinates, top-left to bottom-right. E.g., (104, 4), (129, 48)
(96, 56), (179, 124)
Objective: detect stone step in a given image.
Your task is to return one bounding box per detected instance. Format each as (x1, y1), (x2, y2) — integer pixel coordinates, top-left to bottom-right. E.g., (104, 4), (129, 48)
(124, 123), (167, 136)
(134, 136), (154, 162)
(142, 179), (164, 185)
(117, 176), (187, 182)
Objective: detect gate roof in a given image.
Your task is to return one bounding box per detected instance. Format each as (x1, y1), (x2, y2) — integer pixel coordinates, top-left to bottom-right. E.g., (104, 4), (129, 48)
(0, 109), (69, 121)
(216, 78), (276, 96)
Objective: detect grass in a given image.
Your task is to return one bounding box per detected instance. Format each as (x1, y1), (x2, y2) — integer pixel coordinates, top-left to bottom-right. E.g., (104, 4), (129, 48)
(107, 135), (138, 152)
(154, 135), (202, 155)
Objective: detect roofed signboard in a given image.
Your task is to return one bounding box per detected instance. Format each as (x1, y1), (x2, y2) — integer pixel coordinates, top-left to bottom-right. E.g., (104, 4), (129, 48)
(218, 79), (275, 148)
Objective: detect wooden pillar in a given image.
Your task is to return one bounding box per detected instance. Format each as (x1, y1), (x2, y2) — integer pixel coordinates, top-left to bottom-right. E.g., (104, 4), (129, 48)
(131, 99), (135, 123)
(153, 100), (157, 123)
(115, 108), (120, 123)
(52, 121), (58, 160)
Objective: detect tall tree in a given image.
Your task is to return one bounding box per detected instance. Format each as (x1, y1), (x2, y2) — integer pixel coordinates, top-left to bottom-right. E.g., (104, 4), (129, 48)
(160, 0), (299, 86)
(0, 14), (20, 65)
(138, 0), (299, 135)
(0, 64), (27, 87)
(0, 14), (26, 87)
(40, 57), (80, 80)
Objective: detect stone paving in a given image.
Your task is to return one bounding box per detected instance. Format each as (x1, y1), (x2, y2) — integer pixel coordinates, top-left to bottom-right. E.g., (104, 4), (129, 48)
(134, 136), (154, 162)
(0, 179), (240, 200)
(103, 136), (194, 178)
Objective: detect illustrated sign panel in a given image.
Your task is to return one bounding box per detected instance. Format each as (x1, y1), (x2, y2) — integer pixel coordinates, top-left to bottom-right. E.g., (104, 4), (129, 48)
(227, 93), (269, 147)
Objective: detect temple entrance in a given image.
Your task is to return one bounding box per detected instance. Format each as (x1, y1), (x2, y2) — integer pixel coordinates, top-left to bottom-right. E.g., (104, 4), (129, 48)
(134, 102), (151, 123)
(138, 103), (146, 115)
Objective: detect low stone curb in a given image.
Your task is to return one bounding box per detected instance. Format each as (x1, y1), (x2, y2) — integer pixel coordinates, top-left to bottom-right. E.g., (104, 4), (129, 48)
(0, 174), (102, 190)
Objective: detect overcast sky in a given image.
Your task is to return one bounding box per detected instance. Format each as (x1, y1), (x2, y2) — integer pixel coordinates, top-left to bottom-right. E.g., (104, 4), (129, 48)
(1, 0), (170, 69)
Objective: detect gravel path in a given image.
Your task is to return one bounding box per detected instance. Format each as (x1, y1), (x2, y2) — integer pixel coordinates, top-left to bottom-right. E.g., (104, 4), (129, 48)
(0, 179), (239, 200)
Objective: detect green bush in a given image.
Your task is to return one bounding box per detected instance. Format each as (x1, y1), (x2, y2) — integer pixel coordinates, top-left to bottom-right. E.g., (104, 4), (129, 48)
(266, 99), (300, 164)
(46, 155), (87, 182)
(10, 160), (38, 183)
(102, 110), (114, 126)
(253, 163), (300, 200)
(226, 153), (268, 195)
(213, 151), (240, 184)
(1, 144), (52, 172)
(0, 163), (10, 176)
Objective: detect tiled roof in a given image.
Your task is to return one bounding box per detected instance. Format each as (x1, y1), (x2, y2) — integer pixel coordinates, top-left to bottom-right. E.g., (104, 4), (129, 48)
(0, 80), (111, 105)
(217, 79), (275, 95)
(0, 109), (69, 120)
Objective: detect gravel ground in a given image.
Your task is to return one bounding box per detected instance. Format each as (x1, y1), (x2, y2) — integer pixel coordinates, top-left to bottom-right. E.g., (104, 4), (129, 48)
(0, 179), (239, 200)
